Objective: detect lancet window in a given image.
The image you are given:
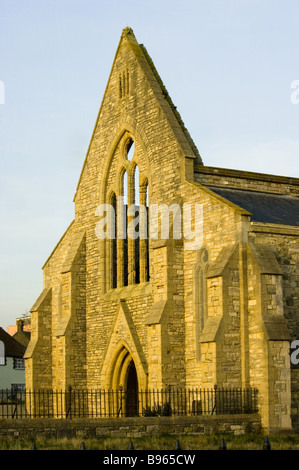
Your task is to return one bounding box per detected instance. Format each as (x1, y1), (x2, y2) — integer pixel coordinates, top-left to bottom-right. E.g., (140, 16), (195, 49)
(108, 136), (149, 289)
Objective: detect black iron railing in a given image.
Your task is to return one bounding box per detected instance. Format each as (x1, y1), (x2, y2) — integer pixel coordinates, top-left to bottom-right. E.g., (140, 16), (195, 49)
(0, 386), (258, 419)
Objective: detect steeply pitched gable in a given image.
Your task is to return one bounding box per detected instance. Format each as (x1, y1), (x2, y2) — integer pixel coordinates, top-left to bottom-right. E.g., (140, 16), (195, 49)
(74, 27), (202, 200)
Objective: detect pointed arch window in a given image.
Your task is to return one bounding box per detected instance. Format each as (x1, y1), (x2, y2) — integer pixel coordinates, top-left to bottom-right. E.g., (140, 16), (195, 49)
(122, 170), (129, 287)
(133, 164), (140, 284)
(119, 69), (130, 99)
(111, 192), (117, 289)
(140, 180), (149, 282)
(106, 134), (149, 290)
(126, 138), (135, 161)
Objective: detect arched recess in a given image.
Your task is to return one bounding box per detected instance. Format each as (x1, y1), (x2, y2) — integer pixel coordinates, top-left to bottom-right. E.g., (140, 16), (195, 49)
(132, 163), (140, 284)
(106, 341), (146, 416)
(98, 120), (150, 207)
(107, 341), (145, 387)
(98, 121), (151, 293)
(121, 169), (129, 287)
(139, 176), (149, 282)
(110, 191), (117, 289)
(194, 247), (209, 361)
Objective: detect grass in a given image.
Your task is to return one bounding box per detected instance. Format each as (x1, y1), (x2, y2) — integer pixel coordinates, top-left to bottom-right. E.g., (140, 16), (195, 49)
(1, 433), (299, 450)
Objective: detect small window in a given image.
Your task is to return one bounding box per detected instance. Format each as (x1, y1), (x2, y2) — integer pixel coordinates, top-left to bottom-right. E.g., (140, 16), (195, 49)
(119, 69), (130, 99)
(12, 383), (25, 393)
(126, 139), (135, 161)
(13, 358), (25, 370)
(0, 341), (5, 365)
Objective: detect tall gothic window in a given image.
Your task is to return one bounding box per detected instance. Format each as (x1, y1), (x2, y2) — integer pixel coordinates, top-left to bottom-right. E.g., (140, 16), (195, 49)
(106, 135), (149, 290)
(133, 164), (140, 284)
(111, 192), (117, 289)
(122, 170), (128, 287)
(140, 180), (149, 282)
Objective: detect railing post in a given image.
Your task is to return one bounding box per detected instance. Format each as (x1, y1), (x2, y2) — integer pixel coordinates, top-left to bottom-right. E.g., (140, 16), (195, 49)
(263, 436), (271, 450)
(118, 385), (123, 417)
(66, 386), (72, 419)
(212, 384), (217, 414)
(219, 438), (227, 450)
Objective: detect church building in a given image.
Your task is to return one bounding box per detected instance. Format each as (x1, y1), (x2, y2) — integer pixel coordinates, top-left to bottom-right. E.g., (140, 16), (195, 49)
(25, 27), (299, 432)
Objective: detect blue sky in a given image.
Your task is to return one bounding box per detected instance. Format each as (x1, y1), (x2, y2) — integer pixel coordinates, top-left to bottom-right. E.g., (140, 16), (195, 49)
(1, 0), (299, 330)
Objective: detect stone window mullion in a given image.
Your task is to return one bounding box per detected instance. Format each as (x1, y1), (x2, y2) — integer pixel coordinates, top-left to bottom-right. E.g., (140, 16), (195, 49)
(139, 184), (148, 283)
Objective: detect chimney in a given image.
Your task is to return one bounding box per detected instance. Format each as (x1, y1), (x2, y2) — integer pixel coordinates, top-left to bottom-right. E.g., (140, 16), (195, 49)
(16, 319), (24, 333)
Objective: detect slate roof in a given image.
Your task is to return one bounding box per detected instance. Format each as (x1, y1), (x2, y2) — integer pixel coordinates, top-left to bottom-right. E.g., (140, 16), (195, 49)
(0, 327), (26, 358)
(206, 186), (299, 226)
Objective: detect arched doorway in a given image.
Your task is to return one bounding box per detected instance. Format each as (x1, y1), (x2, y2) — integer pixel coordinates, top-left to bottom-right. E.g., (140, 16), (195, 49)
(105, 342), (146, 417)
(125, 359), (139, 416)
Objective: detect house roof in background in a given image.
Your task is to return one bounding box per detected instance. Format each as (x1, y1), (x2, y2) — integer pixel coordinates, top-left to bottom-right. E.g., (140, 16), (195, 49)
(0, 327), (26, 358)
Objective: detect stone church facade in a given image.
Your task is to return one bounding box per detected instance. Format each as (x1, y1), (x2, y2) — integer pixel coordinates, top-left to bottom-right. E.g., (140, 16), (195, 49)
(25, 27), (299, 432)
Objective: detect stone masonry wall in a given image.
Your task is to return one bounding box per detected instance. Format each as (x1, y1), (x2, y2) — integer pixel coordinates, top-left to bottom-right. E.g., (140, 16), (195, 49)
(249, 225), (299, 430)
(0, 415), (261, 441)
(26, 28), (199, 391)
(181, 181), (247, 390)
(195, 165), (299, 196)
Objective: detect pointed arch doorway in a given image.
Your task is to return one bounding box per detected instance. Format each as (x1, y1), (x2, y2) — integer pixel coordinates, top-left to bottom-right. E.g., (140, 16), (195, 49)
(109, 344), (140, 417)
(125, 359), (139, 416)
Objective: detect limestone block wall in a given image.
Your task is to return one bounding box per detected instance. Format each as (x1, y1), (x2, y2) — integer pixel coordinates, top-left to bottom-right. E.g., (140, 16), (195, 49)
(181, 181), (248, 390)
(25, 288), (52, 390)
(249, 225), (299, 430)
(68, 29), (199, 391)
(194, 165), (299, 196)
(268, 340), (291, 430)
(0, 415), (262, 440)
(25, 28), (199, 392)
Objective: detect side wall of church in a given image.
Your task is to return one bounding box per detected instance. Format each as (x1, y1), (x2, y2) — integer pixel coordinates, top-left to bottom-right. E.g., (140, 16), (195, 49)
(249, 225), (299, 430)
(195, 165), (299, 196)
(181, 181), (249, 390)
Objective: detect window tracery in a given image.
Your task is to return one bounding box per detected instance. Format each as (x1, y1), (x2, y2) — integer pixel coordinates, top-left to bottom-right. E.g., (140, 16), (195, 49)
(107, 135), (149, 290)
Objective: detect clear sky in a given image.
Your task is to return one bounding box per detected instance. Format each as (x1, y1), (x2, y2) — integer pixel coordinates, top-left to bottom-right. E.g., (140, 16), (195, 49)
(1, 0), (299, 330)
